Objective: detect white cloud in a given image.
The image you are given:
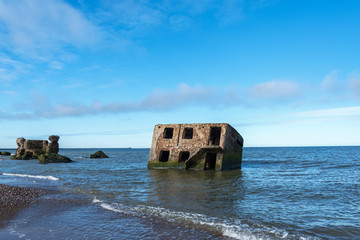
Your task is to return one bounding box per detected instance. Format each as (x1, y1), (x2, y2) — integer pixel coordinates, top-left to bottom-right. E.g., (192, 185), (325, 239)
(0, 0), (272, 74)
(250, 0), (276, 9)
(0, 68), (17, 82)
(249, 80), (301, 101)
(97, 0), (250, 35)
(292, 106), (360, 121)
(321, 69), (339, 92)
(48, 61), (64, 70)
(0, 56), (31, 83)
(234, 105), (360, 127)
(347, 70), (360, 97)
(0, 83), (242, 120)
(216, 0), (245, 24)
(98, 0), (164, 33)
(0, 0), (99, 60)
(168, 15), (192, 31)
(2, 90), (17, 96)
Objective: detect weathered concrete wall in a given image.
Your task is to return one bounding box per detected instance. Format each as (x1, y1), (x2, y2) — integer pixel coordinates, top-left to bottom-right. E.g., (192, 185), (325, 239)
(148, 123), (243, 170)
(13, 135), (60, 160)
(222, 125), (244, 170)
(149, 124), (226, 161)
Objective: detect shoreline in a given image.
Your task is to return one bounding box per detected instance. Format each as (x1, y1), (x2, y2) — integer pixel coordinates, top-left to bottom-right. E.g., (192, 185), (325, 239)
(0, 183), (48, 228)
(0, 182), (227, 240)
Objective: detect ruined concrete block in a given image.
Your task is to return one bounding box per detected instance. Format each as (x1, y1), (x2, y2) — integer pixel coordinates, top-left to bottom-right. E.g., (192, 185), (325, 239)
(12, 135), (60, 160)
(148, 123), (244, 170)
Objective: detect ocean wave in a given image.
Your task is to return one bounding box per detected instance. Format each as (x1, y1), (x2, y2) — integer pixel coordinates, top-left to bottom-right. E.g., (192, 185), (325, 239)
(94, 201), (309, 240)
(92, 197), (103, 203)
(2, 173), (60, 181)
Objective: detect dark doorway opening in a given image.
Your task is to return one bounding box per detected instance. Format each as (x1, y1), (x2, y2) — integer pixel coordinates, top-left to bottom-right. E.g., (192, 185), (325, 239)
(205, 153), (217, 170)
(209, 127), (221, 145)
(159, 150), (170, 162)
(163, 128), (174, 139)
(179, 151), (190, 162)
(182, 128), (193, 139)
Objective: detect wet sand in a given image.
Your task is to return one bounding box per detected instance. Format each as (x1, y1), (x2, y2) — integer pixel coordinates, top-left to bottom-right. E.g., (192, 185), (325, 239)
(0, 184), (47, 227)
(0, 182), (224, 240)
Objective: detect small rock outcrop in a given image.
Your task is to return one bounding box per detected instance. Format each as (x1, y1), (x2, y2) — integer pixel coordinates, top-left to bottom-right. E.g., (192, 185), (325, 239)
(38, 153), (72, 164)
(90, 150), (109, 159)
(11, 135), (70, 163)
(0, 151), (11, 156)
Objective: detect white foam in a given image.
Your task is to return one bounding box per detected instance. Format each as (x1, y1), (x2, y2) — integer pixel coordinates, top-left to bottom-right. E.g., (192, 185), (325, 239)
(92, 197), (103, 203)
(94, 201), (317, 239)
(100, 203), (118, 212)
(9, 228), (26, 238)
(95, 202), (267, 240)
(2, 173), (60, 181)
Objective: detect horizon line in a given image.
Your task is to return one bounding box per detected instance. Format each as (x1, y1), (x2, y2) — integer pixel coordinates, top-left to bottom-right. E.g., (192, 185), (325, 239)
(1, 145), (359, 150)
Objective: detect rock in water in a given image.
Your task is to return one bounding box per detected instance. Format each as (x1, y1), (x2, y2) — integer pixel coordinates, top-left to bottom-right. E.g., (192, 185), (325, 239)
(38, 153), (73, 164)
(90, 150), (109, 159)
(11, 135), (67, 162)
(0, 151), (11, 156)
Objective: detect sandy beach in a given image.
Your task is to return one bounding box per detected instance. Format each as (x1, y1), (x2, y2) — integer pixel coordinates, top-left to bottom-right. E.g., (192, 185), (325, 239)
(0, 184), (47, 227)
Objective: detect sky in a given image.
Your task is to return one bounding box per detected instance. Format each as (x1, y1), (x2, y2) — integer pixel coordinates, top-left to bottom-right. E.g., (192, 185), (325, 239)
(0, 0), (359, 148)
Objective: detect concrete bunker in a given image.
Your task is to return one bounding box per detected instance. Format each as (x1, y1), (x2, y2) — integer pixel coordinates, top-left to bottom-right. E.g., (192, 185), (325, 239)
(148, 123), (244, 170)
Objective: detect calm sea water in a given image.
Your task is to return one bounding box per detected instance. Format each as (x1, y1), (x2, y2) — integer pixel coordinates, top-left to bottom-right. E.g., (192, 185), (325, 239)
(0, 147), (359, 239)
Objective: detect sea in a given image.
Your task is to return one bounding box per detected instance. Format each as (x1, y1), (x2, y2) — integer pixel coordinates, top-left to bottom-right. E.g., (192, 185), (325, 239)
(0, 147), (359, 240)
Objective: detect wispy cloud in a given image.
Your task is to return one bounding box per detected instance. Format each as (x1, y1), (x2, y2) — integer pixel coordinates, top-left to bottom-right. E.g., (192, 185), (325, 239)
(0, 0), (99, 60)
(292, 106), (360, 121)
(321, 69), (340, 92)
(54, 128), (153, 137)
(249, 80), (301, 101)
(96, 0), (252, 34)
(101, 0), (164, 28)
(216, 0), (245, 24)
(2, 90), (17, 96)
(0, 67), (16, 83)
(0, 0), (264, 80)
(0, 83), (242, 120)
(48, 61), (64, 70)
(0, 55), (31, 83)
(347, 70), (360, 97)
(250, 0), (277, 9)
(233, 105), (360, 127)
(317, 69), (360, 102)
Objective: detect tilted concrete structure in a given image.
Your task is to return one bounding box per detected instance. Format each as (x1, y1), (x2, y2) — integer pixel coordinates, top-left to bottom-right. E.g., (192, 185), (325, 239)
(148, 123), (244, 170)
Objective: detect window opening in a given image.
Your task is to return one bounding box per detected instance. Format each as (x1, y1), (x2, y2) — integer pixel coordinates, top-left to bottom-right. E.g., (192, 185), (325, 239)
(159, 150), (170, 162)
(182, 128), (193, 139)
(163, 128), (174, 139)
(179, 151), (190, 162)
(209, 127), (221, 145)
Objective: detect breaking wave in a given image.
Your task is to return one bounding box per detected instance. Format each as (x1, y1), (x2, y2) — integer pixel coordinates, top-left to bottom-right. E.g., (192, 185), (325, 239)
(2, 173), (60, 181)
(92, 197), (103, 203)
(93, 200), (314, 240)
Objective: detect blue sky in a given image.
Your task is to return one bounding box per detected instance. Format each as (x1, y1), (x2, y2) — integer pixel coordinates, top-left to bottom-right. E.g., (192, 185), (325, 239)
(0, 0), (359, 148)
